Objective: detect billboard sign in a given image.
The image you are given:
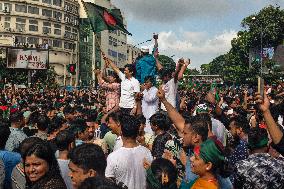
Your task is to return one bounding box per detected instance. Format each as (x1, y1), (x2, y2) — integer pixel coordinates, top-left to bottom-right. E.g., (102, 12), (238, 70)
(6, 48), (49, 69)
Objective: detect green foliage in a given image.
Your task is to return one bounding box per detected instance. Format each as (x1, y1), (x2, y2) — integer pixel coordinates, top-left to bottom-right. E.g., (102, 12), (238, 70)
(201, 5), (284, 84)
(157, 54), (176, 71)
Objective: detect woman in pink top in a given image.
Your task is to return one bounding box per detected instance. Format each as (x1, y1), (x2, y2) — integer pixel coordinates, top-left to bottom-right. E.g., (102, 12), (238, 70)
(95, 70), (120, 112)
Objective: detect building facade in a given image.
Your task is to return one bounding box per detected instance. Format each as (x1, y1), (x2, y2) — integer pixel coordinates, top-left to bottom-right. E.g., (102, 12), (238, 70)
(127, 44), (142, 64)
(0, 0), (79, 86)
(78, 0), (128, 86)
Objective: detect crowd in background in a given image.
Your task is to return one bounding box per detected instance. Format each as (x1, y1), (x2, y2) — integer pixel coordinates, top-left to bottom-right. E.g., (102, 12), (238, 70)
(0, 35), (284, 189)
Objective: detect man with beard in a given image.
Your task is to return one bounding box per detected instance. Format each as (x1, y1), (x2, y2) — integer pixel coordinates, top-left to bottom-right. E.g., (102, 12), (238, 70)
(227, 116), (249, 165)
(157, 88), (233, 189)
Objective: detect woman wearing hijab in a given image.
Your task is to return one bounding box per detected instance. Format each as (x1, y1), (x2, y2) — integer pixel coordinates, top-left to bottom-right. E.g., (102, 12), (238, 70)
(22, 140), (67, 189)
(189, 139), (228, 189)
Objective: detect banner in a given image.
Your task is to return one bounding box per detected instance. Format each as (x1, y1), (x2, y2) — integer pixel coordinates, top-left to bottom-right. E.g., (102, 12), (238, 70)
(6, 48), (48, 69)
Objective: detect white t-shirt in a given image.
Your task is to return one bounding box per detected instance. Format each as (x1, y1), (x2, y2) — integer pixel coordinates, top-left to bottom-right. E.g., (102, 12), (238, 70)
(105, 145), (153, 189)
(161, 78), (178, 111)
(57, 159), (73, 189)
(118, 72), (140, 108)
(142, 86), (159, 120)
(113, 136), (123, 151)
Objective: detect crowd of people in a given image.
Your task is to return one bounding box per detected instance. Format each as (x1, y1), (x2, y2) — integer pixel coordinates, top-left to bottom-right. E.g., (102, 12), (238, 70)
(0, 34), (284, 189)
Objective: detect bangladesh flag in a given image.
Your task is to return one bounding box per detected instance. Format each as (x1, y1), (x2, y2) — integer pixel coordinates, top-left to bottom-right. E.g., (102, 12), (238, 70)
(84, 2), (132, 35)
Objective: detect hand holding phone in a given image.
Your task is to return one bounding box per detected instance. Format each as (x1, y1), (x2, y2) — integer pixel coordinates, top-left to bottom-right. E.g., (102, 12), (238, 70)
(153, 33), (158, 40)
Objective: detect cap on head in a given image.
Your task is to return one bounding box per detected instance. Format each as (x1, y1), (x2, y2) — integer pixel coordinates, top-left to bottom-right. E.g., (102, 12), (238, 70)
(141, 46), (149, 53)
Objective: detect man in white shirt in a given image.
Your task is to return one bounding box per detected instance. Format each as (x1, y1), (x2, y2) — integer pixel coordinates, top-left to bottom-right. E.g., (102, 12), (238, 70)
(159, 58), (189, 111)
(105, 54), (140, 114)
(141, 76), (159, 133)
(105, 114), (153, 189)
(106, 111), (123, 151)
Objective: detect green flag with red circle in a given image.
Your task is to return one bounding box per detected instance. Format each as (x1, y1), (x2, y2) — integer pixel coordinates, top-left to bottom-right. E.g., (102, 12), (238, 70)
(84, 2), (132, 35)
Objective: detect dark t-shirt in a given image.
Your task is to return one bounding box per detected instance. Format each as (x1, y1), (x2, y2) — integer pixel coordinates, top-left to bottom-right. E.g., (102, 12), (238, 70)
(152, 132), (172, 158)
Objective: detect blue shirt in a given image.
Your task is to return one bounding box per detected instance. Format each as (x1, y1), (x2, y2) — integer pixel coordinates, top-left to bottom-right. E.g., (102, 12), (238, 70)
(229, 140), (249, 165)
(135, 54), (157, 84)
(0, 150), (21, 188)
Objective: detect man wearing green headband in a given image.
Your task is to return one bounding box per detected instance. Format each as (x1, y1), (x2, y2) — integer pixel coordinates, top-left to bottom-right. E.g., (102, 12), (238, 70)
(235, 127), (284, 189)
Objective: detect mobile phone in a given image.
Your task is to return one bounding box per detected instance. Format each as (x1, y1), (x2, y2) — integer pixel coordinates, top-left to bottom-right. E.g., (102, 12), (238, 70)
(153, 33), (158, 40)
(258, 77), (264, 97)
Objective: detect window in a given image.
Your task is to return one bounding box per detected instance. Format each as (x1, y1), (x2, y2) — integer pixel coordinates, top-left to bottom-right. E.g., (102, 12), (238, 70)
(42, 39), (53, 47)
(53, 0), (62, 7)
(72, 28), (77, 34)
(42, 9), (52, 17)
(42, 0), (52, 5)
(54, 24), (61, 35)
(29, 20), (38, 32)
(53, 11), (62, 20)
(43, 22), (51, 34)
(16, 18), (26, 31)
(27, 37), (39, 44)
(15, 4), (27, 13)
(64, 42), (75, 50)
(4, 17), (10, 29)
(28, 6), (39, 15)
(64, 2), (79, 14)
(53, 40), (62, 48)
(15, 36), (26, 44)
(4, 3), (12, 12)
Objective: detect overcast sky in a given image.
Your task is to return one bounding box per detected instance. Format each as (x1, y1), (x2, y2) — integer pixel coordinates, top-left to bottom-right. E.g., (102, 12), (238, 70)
(112, 0), (284, 69)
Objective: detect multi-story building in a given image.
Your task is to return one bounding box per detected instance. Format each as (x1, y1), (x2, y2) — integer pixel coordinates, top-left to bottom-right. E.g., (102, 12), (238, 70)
(78, 0), (128, 86)
(127, 44), (142, 64)
(0, 0), (80, 86)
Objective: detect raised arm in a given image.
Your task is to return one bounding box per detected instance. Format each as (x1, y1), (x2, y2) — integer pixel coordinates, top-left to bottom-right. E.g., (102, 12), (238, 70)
(157, 87), (185, 134)
(256, 93), (283, 144)
(94, 69), (104, 85)
(177, 58), (190, 81)
(102, 52), (120, 75)
(154, 49), (163, 71)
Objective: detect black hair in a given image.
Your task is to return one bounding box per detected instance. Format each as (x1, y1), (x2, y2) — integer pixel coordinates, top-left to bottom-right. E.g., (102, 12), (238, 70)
(186, 116), (209, 142)
(158, 69), (172, 79)
(18, 137), (44, 157)
(55, 130), (75, 151)
(63, 105), (75, 115)
(69, 118), (88, 136)
(68, 143), (106, 176)
(78, 176), (120, 189)
(23, 140), (63, 187)
(106, 111), (121, 123)
(150, 113), (171, 131)
(147, 158), (178, 189)
(0, 122), (11, 149)
(124, 64), (135, 76)
(229, 116), (250, 134)
(144, 76), (154, 84)
(137, 114), (146, 125)
(86, 109), (98, 122)
(48, 116), (66, 134)
(9, 111), (24, 123)
(120, 114), (139, 139)
(248, 127), (268, 151)
(36, 114), (50, 131)
(194, 113), (212, 131)
(109, 72), (121, 83)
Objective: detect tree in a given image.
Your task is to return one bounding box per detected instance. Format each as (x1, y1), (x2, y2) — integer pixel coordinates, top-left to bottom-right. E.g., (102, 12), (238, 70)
(157, 54), (176, 71)
(200, 5), (284, 84)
